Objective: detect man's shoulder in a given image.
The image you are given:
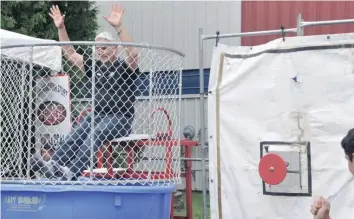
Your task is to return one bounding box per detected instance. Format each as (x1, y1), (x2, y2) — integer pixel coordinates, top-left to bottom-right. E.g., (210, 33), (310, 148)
(83, 56), (139, 76)
(113, 58), (127, 68)
(114, 58), (140, 75)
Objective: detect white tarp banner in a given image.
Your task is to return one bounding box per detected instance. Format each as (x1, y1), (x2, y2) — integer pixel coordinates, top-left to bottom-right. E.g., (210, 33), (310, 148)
(208, 33), (354, 219)
(34, 75), (71, 150)
(0, 29), (61, 71)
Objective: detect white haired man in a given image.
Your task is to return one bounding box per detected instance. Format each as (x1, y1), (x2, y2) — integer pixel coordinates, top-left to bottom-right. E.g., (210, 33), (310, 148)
(31, 3), (139, 180)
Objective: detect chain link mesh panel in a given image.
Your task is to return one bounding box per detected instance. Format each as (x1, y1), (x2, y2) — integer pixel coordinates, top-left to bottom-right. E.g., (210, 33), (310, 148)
(0, 42), (184, 186)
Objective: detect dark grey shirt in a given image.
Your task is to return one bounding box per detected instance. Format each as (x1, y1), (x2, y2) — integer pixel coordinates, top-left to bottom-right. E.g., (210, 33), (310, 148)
(83, 56), (138, 118)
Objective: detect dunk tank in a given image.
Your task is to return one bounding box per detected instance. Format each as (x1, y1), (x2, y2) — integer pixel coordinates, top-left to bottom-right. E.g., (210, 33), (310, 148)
(0, 30), (185, 219)
(207, 33), (354, 219)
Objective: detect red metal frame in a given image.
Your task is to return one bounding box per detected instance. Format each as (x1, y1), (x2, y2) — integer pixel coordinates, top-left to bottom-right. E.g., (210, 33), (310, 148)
(76, 108), (199, 219)
(151, 107), (173, 139)
(173, 140), (198, 219)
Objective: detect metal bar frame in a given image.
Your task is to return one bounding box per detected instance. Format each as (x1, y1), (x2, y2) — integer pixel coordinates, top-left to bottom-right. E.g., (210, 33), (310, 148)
(0, 41), (185, 57)
(26, 47), (34, 179)
(198, 14), (354, 219)
(89, 45), (97, 180)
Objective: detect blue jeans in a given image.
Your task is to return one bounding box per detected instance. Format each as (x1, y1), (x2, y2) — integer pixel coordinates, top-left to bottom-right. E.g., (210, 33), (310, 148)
(51, 113), (132, 177)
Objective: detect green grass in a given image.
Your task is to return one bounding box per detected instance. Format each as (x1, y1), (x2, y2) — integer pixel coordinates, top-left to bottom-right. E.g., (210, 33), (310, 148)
(173, 191), (211, 219)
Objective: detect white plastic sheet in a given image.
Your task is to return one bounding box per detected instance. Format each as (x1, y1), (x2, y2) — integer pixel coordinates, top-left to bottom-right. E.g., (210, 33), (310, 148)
(0, 29), (61, 71)
(208, 33), (354, 219)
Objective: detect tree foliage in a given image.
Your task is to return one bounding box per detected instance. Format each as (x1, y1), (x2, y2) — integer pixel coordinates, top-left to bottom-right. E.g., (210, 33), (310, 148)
(1, 1), (98, 41)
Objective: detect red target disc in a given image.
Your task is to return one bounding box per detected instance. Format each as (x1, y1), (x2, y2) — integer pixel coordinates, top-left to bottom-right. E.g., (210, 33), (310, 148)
(258, 153), (287, 185)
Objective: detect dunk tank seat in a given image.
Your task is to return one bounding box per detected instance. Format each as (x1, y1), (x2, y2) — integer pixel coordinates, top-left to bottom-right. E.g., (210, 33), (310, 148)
(79, 107), (186, 180)
(77, 107), (199, 219)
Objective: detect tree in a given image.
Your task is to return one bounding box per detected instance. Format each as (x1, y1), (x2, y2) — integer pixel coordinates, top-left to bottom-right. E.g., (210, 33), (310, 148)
(1, 1), (98, 41)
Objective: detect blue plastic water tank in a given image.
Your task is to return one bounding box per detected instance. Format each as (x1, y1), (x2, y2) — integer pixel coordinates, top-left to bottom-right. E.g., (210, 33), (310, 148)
(1, 182), (175, 219)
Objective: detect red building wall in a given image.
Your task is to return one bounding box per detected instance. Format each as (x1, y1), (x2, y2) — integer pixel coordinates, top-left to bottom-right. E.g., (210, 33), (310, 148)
(241, 1), (354, 46)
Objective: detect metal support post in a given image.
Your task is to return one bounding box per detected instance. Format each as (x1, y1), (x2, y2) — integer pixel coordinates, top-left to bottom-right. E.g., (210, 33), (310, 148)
(198, 27), (208, 219)
(297, 13), (304, 36)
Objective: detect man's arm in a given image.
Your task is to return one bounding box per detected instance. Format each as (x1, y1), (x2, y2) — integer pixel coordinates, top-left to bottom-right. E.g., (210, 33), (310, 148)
(49, 5), (84, 74)
(58, 26), (84, 73)
(104, 3), (139, 71)
(114, 25), (139, 71)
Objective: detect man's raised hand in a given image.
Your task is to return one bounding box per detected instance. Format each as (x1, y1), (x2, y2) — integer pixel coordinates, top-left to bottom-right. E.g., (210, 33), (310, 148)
(49, 5), (65, 29)
(104, 2), (124, 28)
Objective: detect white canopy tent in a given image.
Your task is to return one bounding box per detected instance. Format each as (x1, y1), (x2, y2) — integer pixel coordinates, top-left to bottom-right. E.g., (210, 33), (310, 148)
(0, 29), (62, 72)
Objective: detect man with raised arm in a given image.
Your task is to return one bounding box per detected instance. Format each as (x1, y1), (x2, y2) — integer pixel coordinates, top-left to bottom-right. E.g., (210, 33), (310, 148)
(31, 2), (139, 180)
(310, 128), (354, 219)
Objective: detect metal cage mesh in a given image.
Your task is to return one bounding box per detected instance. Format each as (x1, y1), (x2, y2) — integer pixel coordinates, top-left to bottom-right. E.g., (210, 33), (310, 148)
(0, 42), (184, 186)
